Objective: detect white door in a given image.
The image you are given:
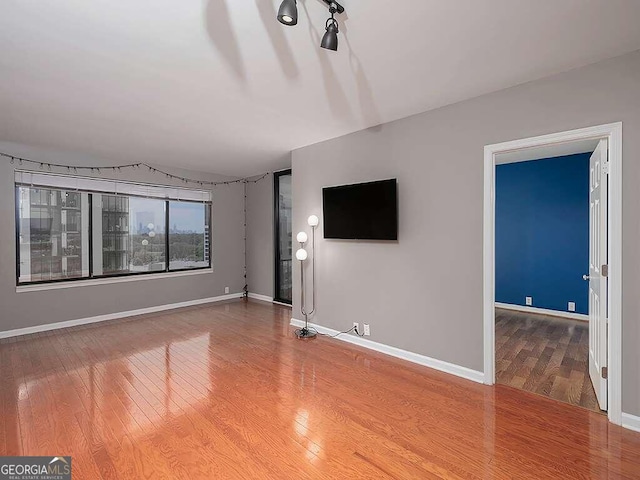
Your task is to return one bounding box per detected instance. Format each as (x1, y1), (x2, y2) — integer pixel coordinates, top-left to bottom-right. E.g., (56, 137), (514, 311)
(587, 139), (608, 411)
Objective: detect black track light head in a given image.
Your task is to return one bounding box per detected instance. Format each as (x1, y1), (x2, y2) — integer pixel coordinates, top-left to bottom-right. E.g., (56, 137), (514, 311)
(277, 0), (298, 26)
(320, 3), (340, 51)
(320, 19), (339, 51)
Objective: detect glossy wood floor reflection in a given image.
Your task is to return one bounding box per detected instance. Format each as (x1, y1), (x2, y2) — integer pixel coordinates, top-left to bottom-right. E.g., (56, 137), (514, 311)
(495, 308), (600, 412)
(1, 300), (639, 479)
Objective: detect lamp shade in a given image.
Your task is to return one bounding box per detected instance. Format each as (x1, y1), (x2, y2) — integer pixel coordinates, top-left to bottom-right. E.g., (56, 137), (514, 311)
(307, 215), (319, 227)
(277, 0), (298, 26)
(296, 231), (308, 243)
(296, 248), (308, 261)
(320, 21), (339, 51)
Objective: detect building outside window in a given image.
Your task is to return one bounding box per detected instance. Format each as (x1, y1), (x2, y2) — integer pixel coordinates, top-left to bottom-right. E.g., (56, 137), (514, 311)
(98, 194), (130, 275)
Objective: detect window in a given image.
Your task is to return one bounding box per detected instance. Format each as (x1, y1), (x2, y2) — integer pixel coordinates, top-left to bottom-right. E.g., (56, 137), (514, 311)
(274, 170), (292, 304)
(168, 201), (211, 271)
(17, 186), (90, 283)
(15, 173), (211, 286)
(93, 195), (167, 276)
(97, 194), (130, 275)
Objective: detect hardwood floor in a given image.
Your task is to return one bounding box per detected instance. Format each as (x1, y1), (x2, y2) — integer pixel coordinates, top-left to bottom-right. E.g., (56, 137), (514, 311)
(495, 308), (600, 412)
(1, 299), (639, 479)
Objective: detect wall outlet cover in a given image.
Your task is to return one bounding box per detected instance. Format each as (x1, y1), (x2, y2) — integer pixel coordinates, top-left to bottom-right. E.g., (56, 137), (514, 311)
(363, 324), (371, 336)
(353, 322), (359, 334)
(225, 286), (230, 294)
(568, 302), (576, 312)
(525, 296), (533, 306)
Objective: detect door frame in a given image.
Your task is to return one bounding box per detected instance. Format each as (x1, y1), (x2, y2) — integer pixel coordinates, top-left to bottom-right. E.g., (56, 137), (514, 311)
(483, 122), (622, 425)
(273, 168), (293, 305)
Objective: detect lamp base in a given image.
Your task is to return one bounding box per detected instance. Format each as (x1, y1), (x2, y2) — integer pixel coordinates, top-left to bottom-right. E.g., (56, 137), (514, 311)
(294, 327), (317, 339)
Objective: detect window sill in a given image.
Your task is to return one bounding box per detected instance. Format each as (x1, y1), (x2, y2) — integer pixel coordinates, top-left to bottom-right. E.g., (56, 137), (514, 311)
(16, 268), (214, 293)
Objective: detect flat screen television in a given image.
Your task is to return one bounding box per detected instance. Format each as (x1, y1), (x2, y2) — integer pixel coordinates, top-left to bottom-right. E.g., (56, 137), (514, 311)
(322, 179), (398, 240)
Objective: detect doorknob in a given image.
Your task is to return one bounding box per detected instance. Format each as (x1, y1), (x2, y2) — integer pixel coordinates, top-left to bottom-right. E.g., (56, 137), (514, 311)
(583, 274), (590, 281)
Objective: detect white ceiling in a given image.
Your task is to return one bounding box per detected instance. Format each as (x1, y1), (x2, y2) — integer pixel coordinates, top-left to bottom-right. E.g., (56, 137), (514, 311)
(1, 1), (640, 177)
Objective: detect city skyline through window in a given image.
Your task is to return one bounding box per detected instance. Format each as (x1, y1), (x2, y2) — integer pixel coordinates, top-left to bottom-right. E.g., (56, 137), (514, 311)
(169, 202), (210, 270)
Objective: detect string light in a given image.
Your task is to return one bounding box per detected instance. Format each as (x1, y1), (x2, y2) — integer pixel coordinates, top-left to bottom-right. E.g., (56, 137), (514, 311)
(1, 152), (269, 186)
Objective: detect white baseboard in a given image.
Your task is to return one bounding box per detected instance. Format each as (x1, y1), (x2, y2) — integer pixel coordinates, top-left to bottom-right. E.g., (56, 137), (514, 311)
(290, 318), (484, 384)
(0, 293), (244, 340)
(622, 413), (640, 433)
(495, 302), (589, 322)
(247, 293), (274, 303)
(272, 300), (292, 307)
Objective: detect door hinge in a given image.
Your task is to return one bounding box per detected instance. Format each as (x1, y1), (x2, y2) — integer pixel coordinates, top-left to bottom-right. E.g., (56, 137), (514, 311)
(602, 162), (610, 175)
(602, 366), (608, 379)
(601, 264), (609, 277)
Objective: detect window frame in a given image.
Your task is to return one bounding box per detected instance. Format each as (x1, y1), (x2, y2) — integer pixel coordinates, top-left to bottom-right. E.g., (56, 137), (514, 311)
(167, 200), (212, 273)
(15, 186), (212, 287)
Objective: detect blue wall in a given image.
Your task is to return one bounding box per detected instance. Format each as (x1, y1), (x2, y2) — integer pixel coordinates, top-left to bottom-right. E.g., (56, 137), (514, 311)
(495, 153), (590, 314)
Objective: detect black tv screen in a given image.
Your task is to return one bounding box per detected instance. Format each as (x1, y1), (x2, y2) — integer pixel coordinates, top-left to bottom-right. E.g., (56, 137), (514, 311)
(322, 179), (398, 240)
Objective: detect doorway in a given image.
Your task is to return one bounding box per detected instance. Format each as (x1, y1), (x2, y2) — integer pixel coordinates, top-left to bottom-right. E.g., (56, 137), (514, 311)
(493, 147), (600, 411)
(483, 123), (622, 425)
(274, 169), (292, 304)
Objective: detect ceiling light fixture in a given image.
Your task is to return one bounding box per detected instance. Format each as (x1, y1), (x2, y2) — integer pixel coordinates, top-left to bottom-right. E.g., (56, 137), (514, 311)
(277, 0), (298, 26)
(276, 0), (345, 52)
(320, 2), (340, 51)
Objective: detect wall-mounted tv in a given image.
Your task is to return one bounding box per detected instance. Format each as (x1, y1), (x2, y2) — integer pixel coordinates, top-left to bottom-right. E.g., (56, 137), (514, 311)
(322, 179), (398, 240)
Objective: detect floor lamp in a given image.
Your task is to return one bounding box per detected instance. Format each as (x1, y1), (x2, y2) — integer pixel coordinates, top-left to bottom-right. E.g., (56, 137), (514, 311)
(294, 215), (319, 339)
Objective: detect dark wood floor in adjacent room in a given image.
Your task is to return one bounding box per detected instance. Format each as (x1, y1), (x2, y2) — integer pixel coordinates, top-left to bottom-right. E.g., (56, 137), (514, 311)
(495, 307), (600, 412)
(1, 300), (639, 479)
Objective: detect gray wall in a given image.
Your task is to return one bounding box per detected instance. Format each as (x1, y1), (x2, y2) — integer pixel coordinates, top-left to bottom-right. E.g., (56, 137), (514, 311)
(292, 50), (640, 416)
(246, 157), (293, 300)
(246, 172), (274, 298)
(0, 142), (245, 332)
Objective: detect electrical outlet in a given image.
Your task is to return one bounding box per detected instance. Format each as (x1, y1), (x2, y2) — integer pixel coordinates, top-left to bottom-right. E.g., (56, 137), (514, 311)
(353, 322), (360, 334)
(568, 302), (576, 312)
(225, 286), (230, 294)
(525, 296), (533, 306)
(363, 324), (371, 336)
